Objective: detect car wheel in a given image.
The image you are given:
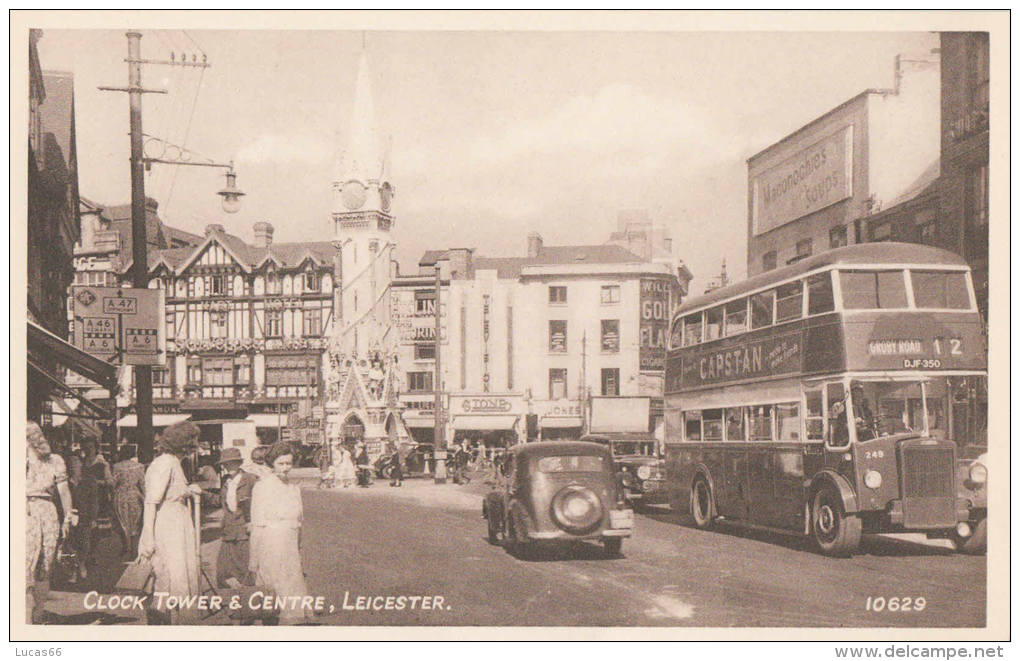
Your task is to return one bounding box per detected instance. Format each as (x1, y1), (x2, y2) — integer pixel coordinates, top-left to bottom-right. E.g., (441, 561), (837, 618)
(690, 476), (715, 530)
(603, 537), (623, 557)
(810, 484), (862, 557)
(951, 518), (987, 555)
(506, 517), (531, 559)
(487, 512), (501, 545)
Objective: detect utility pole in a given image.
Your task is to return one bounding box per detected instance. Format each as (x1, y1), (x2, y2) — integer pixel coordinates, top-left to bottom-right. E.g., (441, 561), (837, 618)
(433, 264), (447, 483)
(100, 31), (217, 463)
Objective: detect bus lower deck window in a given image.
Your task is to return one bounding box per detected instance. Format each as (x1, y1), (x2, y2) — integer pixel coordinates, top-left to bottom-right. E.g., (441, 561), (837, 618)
(775, 403), (800, 440)
(749, 405), (774, 441)
(703, 409), (723, 441)
(805, 389), (824, 440)
(725, 408), (745, 441)
(683, 411), (702, 441)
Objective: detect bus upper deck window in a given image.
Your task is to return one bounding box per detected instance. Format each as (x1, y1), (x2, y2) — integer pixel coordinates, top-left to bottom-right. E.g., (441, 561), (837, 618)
(839, 270), (907, 309)
(669, 317), (684, 349)
(911, 270), (971, 309)
(724, 299), (748, 336)
(751, 291), (775, 329)
(775, 281), (803, 322)
(683, 313), (702, 346)
(703, 409), (723, 441)
(705, 307), (723, 342)
(806, 272), (835, 314)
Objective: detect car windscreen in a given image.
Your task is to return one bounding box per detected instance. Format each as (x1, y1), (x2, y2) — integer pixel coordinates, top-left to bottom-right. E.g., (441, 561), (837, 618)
(610, 441), (655, 456)
(536, 455), (606, 473)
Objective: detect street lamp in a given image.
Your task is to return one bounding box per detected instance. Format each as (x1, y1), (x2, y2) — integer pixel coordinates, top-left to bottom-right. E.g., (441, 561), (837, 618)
(218, 166), (245, 214)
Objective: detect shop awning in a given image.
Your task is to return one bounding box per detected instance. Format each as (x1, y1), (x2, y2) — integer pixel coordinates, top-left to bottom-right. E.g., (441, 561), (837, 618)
(453, 415), (519, 431)
(118, 413), (191, 428)
(541, 416), (583, 428)
(28, 320), (117, 391)
(401, 414), (435, 429)
(246, 413), (287, 428)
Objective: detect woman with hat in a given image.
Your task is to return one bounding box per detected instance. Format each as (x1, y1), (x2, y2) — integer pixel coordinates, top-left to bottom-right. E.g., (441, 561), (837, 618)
(137, 421), (203, 624)
(25, 421), (73, 623)
(216, 447), (258, 591)
(250, 441), (311, 624)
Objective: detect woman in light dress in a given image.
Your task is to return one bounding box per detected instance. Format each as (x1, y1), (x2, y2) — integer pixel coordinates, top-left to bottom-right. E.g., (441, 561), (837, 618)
(335, 444), (357, 488)
(137, 421), (203, 624)
(26, 422), (73, 623)
(250, 441), (311, 624)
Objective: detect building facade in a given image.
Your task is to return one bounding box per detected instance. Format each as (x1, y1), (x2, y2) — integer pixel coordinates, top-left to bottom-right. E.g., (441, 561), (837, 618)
(746, 53), (941, 276)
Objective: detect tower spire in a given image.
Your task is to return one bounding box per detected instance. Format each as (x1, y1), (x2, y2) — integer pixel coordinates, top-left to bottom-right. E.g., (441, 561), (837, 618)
(337, 47), (383, 185)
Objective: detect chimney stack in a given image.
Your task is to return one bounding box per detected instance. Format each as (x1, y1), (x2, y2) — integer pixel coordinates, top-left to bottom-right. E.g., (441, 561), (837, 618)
(253, 221), (274, 248)
(204, 223), (225, 237)
(526, 232), (543, 258)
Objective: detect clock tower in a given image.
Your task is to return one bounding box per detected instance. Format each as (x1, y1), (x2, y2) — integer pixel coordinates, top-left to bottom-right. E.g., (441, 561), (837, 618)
(325, 48), (404, 455)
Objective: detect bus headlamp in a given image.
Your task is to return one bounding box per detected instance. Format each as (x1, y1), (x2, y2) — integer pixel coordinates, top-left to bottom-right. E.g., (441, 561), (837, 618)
(863, 470), (883, 489)
(968, 463), (987, 485)
(636, 465), (652, 480)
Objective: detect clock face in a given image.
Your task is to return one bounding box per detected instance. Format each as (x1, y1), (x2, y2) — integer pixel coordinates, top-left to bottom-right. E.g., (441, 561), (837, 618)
(380, 183), (393, 212)
(341, 181), (367, 210)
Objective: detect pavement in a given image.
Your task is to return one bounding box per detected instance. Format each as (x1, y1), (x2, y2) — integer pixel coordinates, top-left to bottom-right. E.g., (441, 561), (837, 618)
(30, 465), (984, 627)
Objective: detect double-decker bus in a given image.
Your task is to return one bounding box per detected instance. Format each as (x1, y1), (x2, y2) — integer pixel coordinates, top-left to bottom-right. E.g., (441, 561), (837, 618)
(663, 243), (987, 556)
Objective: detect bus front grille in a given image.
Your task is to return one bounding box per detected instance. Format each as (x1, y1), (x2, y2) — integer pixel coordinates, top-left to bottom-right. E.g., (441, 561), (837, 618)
(900, 445), (955, 529)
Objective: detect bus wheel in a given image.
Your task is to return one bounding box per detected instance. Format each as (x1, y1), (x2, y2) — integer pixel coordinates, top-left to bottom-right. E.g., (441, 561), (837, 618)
(810, 485), (862, 557)
(951, 518), (986, 555)
(690, 476), (715, 530)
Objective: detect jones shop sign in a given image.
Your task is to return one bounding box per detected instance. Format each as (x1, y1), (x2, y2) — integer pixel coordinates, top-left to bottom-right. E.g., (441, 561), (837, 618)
(639, 279), (673, 371)
(751, 125), (853, 236)
(676, 332), (802, 388)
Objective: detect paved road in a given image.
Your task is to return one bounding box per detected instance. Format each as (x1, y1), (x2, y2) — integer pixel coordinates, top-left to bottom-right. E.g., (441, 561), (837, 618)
(299, 480), (985, 628)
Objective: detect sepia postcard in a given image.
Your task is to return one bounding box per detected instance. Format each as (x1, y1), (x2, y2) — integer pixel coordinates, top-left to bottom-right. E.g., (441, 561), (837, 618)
(9, 10), (1010, 644)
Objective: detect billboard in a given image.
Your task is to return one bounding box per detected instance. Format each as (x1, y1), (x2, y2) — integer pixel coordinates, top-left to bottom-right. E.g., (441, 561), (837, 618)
(71, 287), (165, 366)
(639, 278), (673, 371)
(751, 125), (854, 235)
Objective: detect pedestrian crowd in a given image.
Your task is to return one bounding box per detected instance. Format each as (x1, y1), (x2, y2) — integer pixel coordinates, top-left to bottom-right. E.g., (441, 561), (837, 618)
(25, 420), (314, 626)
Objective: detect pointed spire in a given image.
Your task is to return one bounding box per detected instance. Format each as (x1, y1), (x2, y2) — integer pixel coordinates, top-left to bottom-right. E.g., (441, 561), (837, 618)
(338, 48), (384, 184)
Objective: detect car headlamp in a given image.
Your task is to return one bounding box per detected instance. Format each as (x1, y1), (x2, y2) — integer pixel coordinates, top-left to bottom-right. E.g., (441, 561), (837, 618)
(968, 463), (987, 485)
(636, 465), (651, 480)
(863, 470), (882, 489)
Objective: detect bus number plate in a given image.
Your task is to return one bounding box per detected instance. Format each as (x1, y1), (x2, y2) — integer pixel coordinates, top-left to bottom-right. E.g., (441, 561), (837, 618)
(903, 358), (941, 369)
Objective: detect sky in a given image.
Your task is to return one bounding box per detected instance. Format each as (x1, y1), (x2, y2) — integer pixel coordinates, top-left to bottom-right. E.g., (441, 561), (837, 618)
(36, 29), (938, 291)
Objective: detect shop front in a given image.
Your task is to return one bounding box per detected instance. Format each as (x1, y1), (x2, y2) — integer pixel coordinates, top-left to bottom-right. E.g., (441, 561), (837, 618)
(449, 394), (525, 449)
(400, 395), (436, 445)
(531, 400), (585, 441)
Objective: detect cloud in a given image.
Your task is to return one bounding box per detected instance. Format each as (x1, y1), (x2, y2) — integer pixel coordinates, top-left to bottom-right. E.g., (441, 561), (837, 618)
(236, 132), (332, 166)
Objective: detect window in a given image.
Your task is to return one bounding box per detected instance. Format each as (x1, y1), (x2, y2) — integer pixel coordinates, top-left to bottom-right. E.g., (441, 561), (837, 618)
(806, 273), (834, 314)
(549, 368), (567, 400)
(165, 310), (175, 339)
(796, 238), (813, 258)
(152, 367), (170, 386)
(683, 411), (702, 441)
(187, 364), (202, 384)
(724, 407), (744, 442)
(911, 271), (971, 309)
(234, 361), (251, 386)
(265, 310), (282, 337)
(210, 311), (228, 338)
(537, 455), (606, 473)
(210, 275), (226, 296)
(702, 409), (723, 441)
(266, 355), (318, 387)
(601, 319), (620, 353)
(762, 251), (777, 272)
(839, 270), (908, 309)
(303, 308), (322, 336)
(202, 358), (233, 386)
(748, 405), (774, 441)
(967, 165), (989, 228)
(870, 222), (892, 242)
(724, 299), (747, 336)
(750, 291), (774, 329)
(266, 274), (281, 295)
(829, 225), (848, 249)
(682, 313), (702, 346)
(548, 286), (567, 304)
(304, 272), (319, 292)
(775, 402), (800, 441)
(805, 388), (825, 441)
(407, 371), (433, 392)
(414, 343), (436, 360)
(600, 285), (620, 304)
(705, 307), (723, 341)
(775, 281), (803, 322)
(549, 320), (567, 353)
(601, 368), (620, 396)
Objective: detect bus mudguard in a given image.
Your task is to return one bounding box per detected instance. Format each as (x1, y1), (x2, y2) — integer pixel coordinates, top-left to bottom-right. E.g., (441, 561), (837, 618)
(809, 470), (860, 515)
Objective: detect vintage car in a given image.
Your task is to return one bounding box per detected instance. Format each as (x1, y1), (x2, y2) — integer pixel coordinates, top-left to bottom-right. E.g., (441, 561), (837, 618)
(482, 441), (634, 557)
(950, 449), (987, 554)
(581, 433), (666, 510)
